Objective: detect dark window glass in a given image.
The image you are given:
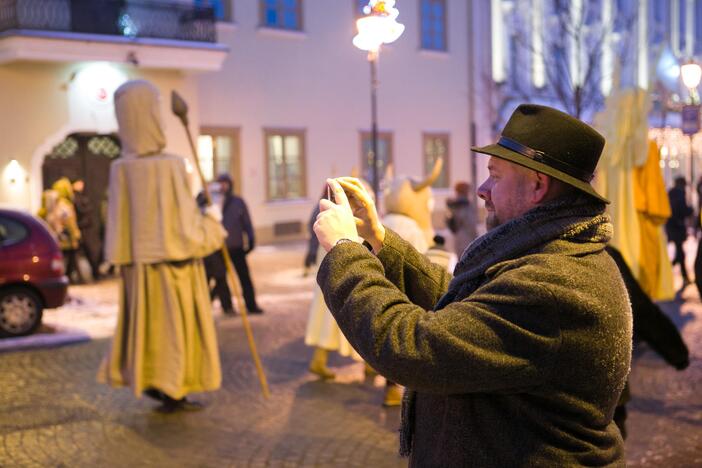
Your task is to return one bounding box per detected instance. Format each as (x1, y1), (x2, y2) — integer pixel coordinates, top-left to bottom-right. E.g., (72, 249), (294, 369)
(262, 0), (302, 30)
(194, 0), (231, 22)
(0, 216), (29, 247)
(420, 0), (447, 51)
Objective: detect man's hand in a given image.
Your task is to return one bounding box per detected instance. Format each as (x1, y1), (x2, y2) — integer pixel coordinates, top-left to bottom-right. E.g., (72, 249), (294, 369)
(336, 177), (385, 253)
(313, 179), (360, 252)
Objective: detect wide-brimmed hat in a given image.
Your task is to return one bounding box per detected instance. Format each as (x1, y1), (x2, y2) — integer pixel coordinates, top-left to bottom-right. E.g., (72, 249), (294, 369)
(472, 104), (608, 203)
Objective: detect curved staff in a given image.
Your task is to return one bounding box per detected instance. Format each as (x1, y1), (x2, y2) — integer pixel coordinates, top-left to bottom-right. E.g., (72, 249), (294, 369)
(171, 91), (270, 399)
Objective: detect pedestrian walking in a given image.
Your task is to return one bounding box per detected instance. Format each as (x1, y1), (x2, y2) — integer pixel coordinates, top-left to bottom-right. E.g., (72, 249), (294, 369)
(217, 173), (263, 314)
(97, 80), (226, 413)
(313, 104), (632, 466)
(665, 177), (693, 286)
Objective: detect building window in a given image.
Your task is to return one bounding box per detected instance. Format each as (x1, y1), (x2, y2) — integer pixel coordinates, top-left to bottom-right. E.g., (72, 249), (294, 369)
(420, 0), (447, 51)
(360, 131), (393, 190)
(265, 129), (306, 200)
(260, 0), (303, 30)
(423, 133), (449, 189)
(198, 127), (240, 191)
(195, 0), (232, 22)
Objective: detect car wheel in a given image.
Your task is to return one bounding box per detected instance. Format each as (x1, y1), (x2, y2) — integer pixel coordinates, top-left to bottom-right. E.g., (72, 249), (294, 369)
(0, 287), (44, 337)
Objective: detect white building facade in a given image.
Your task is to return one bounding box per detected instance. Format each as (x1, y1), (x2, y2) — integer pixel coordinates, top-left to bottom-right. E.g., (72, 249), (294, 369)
(0, 0), (494, 244)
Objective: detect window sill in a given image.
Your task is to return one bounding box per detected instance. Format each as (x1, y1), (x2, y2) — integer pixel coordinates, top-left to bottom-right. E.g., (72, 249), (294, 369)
(216, 22), (238, 34)
(265, 198), (311, 206)
(256, 27), (307, 40)
(418, 48), (450, 59)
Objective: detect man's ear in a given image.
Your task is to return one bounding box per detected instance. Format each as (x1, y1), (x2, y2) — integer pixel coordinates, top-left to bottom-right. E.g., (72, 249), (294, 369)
(532, 172), (552, 204)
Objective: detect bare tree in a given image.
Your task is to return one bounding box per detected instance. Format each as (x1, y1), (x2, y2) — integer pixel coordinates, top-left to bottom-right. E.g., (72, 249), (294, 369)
(492, 1), (638, 124)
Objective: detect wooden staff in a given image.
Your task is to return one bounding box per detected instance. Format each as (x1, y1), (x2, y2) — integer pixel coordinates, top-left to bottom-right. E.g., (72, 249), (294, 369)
(171, 91), (270, 399)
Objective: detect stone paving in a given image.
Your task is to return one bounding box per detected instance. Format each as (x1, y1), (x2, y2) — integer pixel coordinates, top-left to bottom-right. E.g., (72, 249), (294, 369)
(0, 241), (700, 467)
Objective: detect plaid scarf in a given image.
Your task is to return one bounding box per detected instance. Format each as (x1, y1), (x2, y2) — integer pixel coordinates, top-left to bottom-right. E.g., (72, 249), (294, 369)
(399, 193), (612, 457)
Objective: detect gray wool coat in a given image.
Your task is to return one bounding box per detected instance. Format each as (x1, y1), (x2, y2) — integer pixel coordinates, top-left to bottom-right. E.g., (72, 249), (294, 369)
(318, 220), (632, 467)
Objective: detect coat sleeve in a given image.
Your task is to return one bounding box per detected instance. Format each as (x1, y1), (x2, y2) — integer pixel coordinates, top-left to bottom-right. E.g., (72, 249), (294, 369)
(317, 239), (561, 395)
(375, 228), (452, 310)
(241, 199), (255, 246)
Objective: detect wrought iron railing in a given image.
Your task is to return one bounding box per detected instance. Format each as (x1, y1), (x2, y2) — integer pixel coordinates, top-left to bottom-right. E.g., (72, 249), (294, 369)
(0, 0), (216, 43)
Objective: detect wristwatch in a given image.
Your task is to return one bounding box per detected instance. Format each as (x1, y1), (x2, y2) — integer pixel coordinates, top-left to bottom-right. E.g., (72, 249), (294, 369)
(335, 238), (356, 247)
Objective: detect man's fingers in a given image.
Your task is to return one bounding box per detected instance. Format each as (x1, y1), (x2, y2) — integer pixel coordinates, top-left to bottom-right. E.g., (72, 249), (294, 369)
(327, 178), (349, 207)
(319, 198), (335, 212)
(338, 179), (370, 207)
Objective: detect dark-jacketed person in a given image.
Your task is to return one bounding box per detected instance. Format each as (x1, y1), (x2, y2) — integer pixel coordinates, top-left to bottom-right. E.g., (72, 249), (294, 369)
(313, 105), (633, 466)
(98, 80), (226, 413)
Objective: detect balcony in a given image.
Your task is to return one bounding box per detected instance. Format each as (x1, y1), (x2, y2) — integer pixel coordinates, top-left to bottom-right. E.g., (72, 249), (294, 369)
(0, 0), (228, 71)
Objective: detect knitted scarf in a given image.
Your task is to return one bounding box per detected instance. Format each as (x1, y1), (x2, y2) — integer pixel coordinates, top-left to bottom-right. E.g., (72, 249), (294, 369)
(398, 193), (612, 457)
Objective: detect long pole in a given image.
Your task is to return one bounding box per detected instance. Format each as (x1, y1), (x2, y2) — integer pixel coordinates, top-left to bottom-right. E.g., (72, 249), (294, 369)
(179, 115), (270, 400)
(369, 50), (380, 202)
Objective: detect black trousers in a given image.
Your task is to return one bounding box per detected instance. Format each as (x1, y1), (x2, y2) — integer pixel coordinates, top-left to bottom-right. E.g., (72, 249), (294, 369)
(229, 247), (259, 311)
(207, 268), (233, 312)
(672, 239), (690, 282)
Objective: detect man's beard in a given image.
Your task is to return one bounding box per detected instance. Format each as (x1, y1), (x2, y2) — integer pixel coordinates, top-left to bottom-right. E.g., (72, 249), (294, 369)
(485, 211), (500, 231)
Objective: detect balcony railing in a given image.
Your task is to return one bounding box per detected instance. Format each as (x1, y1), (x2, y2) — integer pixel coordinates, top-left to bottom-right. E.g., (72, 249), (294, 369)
(0, 0), (217, 43)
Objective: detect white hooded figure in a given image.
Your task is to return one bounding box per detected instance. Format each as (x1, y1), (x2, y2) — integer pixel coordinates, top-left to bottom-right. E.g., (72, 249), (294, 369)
(97, 80), (226, 412)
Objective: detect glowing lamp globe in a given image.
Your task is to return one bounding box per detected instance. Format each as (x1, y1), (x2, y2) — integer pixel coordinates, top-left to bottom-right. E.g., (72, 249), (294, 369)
(681, 61), (702, 90)
(353, 0), (405, 52)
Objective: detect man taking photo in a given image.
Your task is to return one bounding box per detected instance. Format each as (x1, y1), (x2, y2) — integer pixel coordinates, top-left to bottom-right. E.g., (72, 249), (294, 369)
(313, 104), (632, 467)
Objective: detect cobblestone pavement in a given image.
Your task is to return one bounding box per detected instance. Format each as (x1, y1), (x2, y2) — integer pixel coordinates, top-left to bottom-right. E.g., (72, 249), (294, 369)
(0, 241), (701, 467)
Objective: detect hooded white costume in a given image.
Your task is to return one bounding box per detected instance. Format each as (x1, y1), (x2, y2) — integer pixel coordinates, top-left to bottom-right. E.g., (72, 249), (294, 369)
(98, 80), (226, 400)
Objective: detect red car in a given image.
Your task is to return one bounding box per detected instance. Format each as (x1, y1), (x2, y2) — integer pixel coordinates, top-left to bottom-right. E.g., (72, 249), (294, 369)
(0, 208), (68, 337)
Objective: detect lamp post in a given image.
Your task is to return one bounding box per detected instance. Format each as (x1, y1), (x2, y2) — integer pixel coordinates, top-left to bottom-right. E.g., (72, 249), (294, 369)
(353, 0), (404, 201)
(681, 60), (702, 202)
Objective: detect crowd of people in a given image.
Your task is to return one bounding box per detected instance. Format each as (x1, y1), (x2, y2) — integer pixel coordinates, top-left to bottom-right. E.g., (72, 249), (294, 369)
(36, 78), (691, 463)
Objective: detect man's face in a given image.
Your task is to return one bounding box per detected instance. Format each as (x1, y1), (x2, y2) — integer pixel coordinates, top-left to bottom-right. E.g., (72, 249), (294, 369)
(477, 157), (536, 230)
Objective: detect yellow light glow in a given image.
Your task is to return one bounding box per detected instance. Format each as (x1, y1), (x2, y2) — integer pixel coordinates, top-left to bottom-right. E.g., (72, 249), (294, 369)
(353, 0), (405, 52)
(23, 274), (30, 281)
(681, 61), (702, 90)
(4, 159), (24, 184)
(32, 256), (39, 263)
(74, 62), (128, 105)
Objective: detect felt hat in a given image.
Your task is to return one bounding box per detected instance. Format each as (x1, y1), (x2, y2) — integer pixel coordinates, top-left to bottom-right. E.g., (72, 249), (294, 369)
(472, 104), (608, 203)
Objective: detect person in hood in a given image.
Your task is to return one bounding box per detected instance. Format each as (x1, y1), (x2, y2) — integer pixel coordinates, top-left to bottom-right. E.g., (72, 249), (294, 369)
(97, 80), (226, 413)
(216, 173), (263, 314)
(313, 105), (632, 467)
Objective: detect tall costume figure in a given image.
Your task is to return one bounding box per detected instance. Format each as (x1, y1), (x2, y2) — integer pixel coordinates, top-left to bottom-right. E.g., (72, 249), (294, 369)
(98, 80), (226, 413)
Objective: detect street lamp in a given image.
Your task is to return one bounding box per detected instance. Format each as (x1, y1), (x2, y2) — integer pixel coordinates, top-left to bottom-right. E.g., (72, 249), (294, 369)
(353, 0), (404, 201)
(681, 60), (702, 197)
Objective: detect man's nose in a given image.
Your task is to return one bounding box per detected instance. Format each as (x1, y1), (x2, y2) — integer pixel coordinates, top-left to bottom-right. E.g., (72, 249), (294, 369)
(477, 180), (490, 201)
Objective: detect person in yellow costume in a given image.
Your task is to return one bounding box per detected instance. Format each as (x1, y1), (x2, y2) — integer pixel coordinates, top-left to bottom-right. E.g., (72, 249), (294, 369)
(97, 80), (226, 413)
(632, 140), (673, 298)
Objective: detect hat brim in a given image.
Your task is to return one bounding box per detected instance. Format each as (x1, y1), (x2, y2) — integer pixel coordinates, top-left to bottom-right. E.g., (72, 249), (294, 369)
(471, 143), (609, 204)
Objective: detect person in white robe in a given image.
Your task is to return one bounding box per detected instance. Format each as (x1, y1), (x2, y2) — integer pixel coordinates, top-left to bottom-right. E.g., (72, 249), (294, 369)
(97, 80), (226, 413)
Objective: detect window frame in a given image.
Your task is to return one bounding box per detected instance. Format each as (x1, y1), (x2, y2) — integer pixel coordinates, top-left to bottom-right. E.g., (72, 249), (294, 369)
(259, 0), (304, 31)
(422, 132), (450, 189)
(359, 130), (394, 187)
(419, 0), (448, 52)
(199, 126), (241, 194)
(264, 128), (307, 202)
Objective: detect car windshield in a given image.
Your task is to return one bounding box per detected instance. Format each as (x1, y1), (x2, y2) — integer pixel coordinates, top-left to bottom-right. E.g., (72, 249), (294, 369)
(0, 215), (29, 247)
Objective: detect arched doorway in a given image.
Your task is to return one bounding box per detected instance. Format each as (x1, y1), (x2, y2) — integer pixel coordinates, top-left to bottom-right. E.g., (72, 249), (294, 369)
(42, 133), (121, 273)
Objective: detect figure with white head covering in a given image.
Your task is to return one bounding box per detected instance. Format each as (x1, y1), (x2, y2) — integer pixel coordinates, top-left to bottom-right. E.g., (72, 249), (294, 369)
(97, 80), (226, 413)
